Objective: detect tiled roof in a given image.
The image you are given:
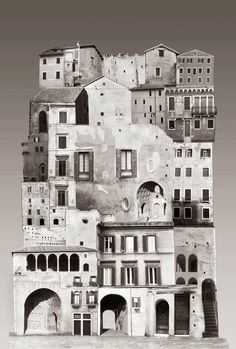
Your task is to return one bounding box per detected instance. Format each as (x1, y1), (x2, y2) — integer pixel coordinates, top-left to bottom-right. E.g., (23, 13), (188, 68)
(130, 83), (164, 91)
(12, 246), (97, 253)
(33, 87), (84, 104)
(39, 47), (64, 57)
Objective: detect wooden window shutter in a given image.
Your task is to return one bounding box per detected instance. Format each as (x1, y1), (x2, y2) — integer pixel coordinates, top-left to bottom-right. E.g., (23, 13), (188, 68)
(143, 236), (147, 252)
(97, 266), (103, 286)
(55, 190), (58, 206)
(120, 267), (125, 285)
(74, 152), (78, 181)
(66, 160), (69, 177)
(134, 267), (138, 285)
(145, 267), (149, 285)
(157, 267), (161, 285)
(99, 236), (104, 253)
(55, 160), (59, 176)
(71, 291), (74, 304)
(133, 236), (138, 252)
(89, 152), (94, 181)
(116, 149), (121, 178)
(120, 236), (125, 252)
(86, 291), (89, 304)
(112, 236), (115, 253)
(112, 267), (116, 286)
(131, 150), (137, 178)
(65, 190), (69, 206)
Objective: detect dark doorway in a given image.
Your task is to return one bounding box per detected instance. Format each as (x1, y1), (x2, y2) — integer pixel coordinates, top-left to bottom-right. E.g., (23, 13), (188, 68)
(174, 294), (190, 335)
(100, 294), (127, 335)
(202, 279), (218, 337)
(156, 300), (169, 334)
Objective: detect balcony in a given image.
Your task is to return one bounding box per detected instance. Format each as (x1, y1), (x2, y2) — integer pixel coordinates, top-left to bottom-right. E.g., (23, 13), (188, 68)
(191, 106), (217, 116)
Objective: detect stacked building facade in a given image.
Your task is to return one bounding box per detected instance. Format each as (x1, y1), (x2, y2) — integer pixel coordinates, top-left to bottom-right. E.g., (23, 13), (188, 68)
(13, 43), (218, 338)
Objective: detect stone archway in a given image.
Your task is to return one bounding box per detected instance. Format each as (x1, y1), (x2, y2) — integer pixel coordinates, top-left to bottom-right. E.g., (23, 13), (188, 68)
(24, 288), (61, 335)
(156, 300), (169, 334)
(100, 294), (128, 335)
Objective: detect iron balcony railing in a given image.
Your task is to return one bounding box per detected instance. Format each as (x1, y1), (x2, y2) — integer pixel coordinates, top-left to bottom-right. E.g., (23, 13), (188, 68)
(191, 106), (217, 116)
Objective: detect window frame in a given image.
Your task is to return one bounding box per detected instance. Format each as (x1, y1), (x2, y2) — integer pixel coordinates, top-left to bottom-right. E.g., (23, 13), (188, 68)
(184, 207), (192, 219)
(168, 97), (175, 111)
(168, 120), (176, 130)
(173, 207), (181, 219)
(202, 207), (210, 220)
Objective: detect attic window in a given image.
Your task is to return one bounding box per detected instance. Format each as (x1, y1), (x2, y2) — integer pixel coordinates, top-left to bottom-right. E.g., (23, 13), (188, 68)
(43, 58), (47, 65)
(159, 50), (164, 57)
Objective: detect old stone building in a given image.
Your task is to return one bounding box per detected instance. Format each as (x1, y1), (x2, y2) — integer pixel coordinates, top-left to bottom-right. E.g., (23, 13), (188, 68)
(12, 43), (219, 338)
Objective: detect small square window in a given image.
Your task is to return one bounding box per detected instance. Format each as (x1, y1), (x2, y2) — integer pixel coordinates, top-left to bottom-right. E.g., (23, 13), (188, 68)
(201, 149), (211, 158)
(175, 168), (181, 177)
(176, 149), (182, 157)
(169, 120), (176, 130)
(184, 207), (192, 219)
(186, 168), (192, 177)
(203, 208), (210, 219)
(185, 189), (191, 202)
(207, 119), (214, 129)
(174, 207), (181, 218)
(59, 111), (67, 123)
(100, 112), (104, 116)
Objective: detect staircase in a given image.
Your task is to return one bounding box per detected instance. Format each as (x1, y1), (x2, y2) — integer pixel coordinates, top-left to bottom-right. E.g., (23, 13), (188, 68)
(203, 301), (218, 337)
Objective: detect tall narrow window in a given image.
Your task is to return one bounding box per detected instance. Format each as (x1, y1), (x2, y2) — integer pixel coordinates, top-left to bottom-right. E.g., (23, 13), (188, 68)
(202, 168), (209, 177)
(58, 136), (66, 149)
(56, 71), (60, 79)
(175, 168), (181, 177)
(184, 97), (191, 111)
(174, 189), (180, 201)
(184, 207), (192, 219)
(184, 189), (191, 202)
(79, 152), (89, 179)
(56, 57), (60, 64)
(202, 189), (210, 202)
(168, 97), (175, 111)
(155, 67), (161, 76)
(59, 160), (66, 176)
(57, 190), (67, 206)
(43, 58), (47, 65)
(146, 267), (158, 285)
(186, 149), (193, 157)
(121, 150), (132, 176)
(39, 111), (47, 133)
(185, 168), (192, 177)
(42, 72), (47, 80)
(103, 267), (112, 286)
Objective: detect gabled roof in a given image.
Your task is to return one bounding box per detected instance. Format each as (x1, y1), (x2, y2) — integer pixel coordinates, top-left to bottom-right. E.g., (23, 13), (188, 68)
(144, 43), (179, 55)
(84, 75), (128, 89)
(33, 87), (84, 104)
(178, 49), (213, 57)
(12, 246), (97, 254)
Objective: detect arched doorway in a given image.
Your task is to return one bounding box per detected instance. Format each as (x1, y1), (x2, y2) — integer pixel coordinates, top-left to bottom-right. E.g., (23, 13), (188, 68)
(100, 294), (127, 335)
(202, 279), (218, 337)
(24, 288), (61, 335)
(156, 300), (169, 334)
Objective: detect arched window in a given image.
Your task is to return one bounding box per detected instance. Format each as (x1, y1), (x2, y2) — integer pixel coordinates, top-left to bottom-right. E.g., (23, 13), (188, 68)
(188, 278), (197, 285)
(27, 254), (36, 271)
(176, 277), (185, 285)
(188, 254), (198, 272)
(39, 111), (47, 133)
(83, 263), (89, 272)
(59, 254), (68, 271)
(48, 254), (57, 271)
(176, 254), (186, 272)
(39, 164), (45, 181)
(37, 254), (46, 271)
(70, 254), (79, 271)
(40, 218), (45, 226)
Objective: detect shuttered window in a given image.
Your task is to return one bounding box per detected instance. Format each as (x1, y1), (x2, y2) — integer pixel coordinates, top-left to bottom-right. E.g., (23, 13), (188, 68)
(145, 266), (161, 285)
(121, 267), (138, 286)
(57, 189), (68, 206)
(104, 236), (115, 253)
(121, 236), (138, 253)
(74, 151), (94, 181)
(116, 149), (137, 178)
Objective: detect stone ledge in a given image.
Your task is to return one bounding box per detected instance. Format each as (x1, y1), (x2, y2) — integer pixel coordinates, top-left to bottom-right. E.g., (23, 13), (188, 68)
(9, 335), (229, 349)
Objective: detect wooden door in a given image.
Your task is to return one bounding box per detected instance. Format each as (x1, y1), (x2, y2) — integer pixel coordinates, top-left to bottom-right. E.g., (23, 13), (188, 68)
(175, 294), (190, 335)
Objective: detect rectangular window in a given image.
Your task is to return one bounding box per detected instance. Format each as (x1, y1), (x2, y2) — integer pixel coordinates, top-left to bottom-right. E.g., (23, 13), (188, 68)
(56, 57), (60, 64)
(27, 218), (32, 225)
(187, 77), (191, 83)
(149, 105), (152, 112)
(168, 120), (176, 130)
(125, 267), (135, 285)
(42, 72), (47, 80)
(146, 267), (158, 285)
(203, 168), (209, 177)
(121, 150), (132, 176)
(174, 189), (180, 201)
(147, 235), (156, 252)
(168, 97), (175, 111)
(173, 207), (180, 218)
(159, 90), (162, 96)
(176, 149), (182, 157)
(179, 68), (183, 74)
(56, 71), (60, 79)
(184, 97), (191, 111)
(78, 152), (90, 180)
(201, 149), (211, 158)
(187, 68), (191, 74)
(194, 119), (201, 129)
(59, 160), (66, 176)
(198, 68), (203, 74)
(186, 168), (192, 177)
(207, 119), (214, 129)
(143, 99), (145, 104)
(202, 189), (210, 202)
(179, 77), (183, 84)
(198, 58), (204, 63)
(155, 67), (161, 76)
(184, 207), (192, 219)
(58, 190), (66, 206)
(185, 189), (191, 202)
(103, 267), (112, 286)
(207, 77), (211, 83)
(58, 136), (66, 149)
(126, 236), (134, 253)
(175, 168), (181, 177)
(149, 91), (152, 96)
(59, 111), (67, 123)
(159, 50), (164, 57)
(134, 99), (137, 104)
(193, 68), (197, 75)
(104, 236), (114, 253)
(207, 58), (211, 63)
(198, 77), (202, 83)
(202, 208), (210, 219)
(186, 149), (193, 157)
(43, 58), (47, 65)
(159, 105), (162, 111)
(207, 68), (211, 74)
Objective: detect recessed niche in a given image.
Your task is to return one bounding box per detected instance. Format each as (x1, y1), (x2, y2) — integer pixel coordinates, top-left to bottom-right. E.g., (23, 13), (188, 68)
(82, 218), (88, 224)
(122, 197), (130, 212)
